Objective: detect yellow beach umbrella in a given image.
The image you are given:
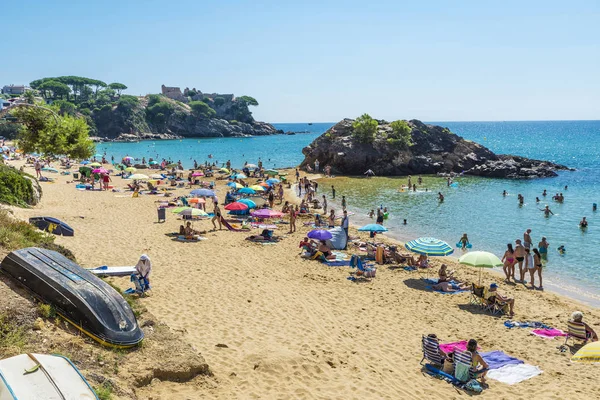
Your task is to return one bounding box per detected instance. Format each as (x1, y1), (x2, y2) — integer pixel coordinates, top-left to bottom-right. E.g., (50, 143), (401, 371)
(571, 342), (600, 363)
(125, 167), (137, 173)
(219, 168), (230, 174)
(250, 185), (265, 192)
(89, 162), (101, 167)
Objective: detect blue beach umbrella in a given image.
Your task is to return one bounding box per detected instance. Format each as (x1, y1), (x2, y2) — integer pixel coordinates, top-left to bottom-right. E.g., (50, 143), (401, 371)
(237, 198), (257, 208)
(238, 187), (256, 195)
(190, 189), (215, 197)
(93, 153), (103, 158)
(358, 224), (388, 232)
(307, 229), (333, 240)
(231, 173), (247, 179)
(266, 178), (280, 185)
(80, 160), (90, 165)
(405, 237), (454, 256)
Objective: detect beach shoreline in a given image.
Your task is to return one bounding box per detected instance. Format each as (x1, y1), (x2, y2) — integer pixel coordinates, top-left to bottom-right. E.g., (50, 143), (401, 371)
(2, 159), (600, 399)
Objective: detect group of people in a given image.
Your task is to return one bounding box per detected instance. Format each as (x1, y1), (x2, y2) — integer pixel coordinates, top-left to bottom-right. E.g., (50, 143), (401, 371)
(501, 229), (547, 290)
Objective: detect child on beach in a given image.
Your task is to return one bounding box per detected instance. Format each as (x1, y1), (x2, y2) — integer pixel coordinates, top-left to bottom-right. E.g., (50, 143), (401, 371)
(458, 233), (469, 249)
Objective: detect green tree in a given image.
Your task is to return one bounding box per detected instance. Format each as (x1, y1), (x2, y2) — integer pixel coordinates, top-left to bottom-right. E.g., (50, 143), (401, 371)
(117, 95), (139, 112)
(214, 96), (225, 107)
(52, 100), (77, 116)
(352, 113), (378, 143)
(388, 120), (413, 148)
(11, 104), (93, 159)
(108, 82), (127, 96)
(237, 95), (258, 106)
(189, 101), (216, 118)
(0, 121), (22, 140)
(23, 91), (36, 104)
(38, 80), (71, 100)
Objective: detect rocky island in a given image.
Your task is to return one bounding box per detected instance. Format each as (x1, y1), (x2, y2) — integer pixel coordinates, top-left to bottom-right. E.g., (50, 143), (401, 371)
(301, 115), (572, 179)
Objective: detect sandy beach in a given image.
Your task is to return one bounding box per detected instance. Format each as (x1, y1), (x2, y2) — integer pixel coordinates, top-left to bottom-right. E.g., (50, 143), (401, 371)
(5, 160), (600, 400)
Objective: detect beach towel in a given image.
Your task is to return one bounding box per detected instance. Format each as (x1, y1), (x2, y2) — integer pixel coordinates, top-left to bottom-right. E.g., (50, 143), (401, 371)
(487, 364), (542, 385)
(440, 341), (470, 354)
(531, 328), (566, 339)
(480, 351), (524, 370)
(424, 279), (468, 295)
(504, 320), (549, 329)
(403, 266), (417, 271)
(324, 260), (351, 267)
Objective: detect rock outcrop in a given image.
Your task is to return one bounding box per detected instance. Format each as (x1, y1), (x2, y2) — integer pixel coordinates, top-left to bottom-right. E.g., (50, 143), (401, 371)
(301, 118), (572, 179)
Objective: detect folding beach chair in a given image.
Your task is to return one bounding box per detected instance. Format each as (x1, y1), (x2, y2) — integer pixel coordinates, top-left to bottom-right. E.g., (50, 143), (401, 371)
(420, 335), (445, 366)
(453, 350), (473, 383)
(350, 255), (376, 278)
(469, 283), (485, 307)
(563, 321), (589, 346)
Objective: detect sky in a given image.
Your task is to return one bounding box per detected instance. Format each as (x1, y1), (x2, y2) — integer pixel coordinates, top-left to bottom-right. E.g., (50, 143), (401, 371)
(1, 0), (599, 122)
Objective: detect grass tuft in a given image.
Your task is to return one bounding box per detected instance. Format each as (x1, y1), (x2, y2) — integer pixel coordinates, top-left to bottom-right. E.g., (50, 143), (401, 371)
(94, 382), (113, 400)
(0, 313), (28, 352)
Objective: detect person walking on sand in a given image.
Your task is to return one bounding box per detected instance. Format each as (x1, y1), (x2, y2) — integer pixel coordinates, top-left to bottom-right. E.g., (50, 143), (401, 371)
(331, 185), (336, 199)
(212, 203), (222, 230)
(102, 173), (111, 191)
(288, 206), (297, 233)
(501, 243), (515, 282)
(341, 210), (349, 249)
(328, 209), (336, 228)
(314, 159), (320, 173)
(341, 195), (347, 211)
(34, 159), (42, 179)
(322, 195), (327, 214)
(514, 239), (526, 282)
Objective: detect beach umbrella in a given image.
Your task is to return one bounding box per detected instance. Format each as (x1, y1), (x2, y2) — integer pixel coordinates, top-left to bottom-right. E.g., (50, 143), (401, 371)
(308, 229), (333, 240)
(150, 173), (164, 179)
(224, 202), (249, 211)
(252, 209), (285, 218)
(192, 171), (204, 177)
(166, 163), (178, 168)
(238, 187), (256, 195)
(125, 167), (137, 173)
(178, 208), (208, 217)
(249, 185), (265, 192)
(92, 168), (108, 174)
(258, 182), (270, 188)
(190, 189), (215, 197)
(358, 224), (388, 232)
(264, 169), (278, 176)
(171, 207), (191, 213)
(123, 156), (134, 160)
(245, 163), (257, 169)
(128, 174), (149, 180)
(231, 173), (247, 179)
(219, 168), (230, 174)
(29, 217), (74, 236)
(405, 237), (454, 256)
(93, 153), (103, 158)
(237, 198), (257, 208)
(266, 178), (280, 185)
(80, 160), (90, 165)
(89, 162), (101, 167)
(149, 160), (158, 165)
(458, 251), (503, 284)
(571, 342), (600, 363)
(227, 182), (243, 189)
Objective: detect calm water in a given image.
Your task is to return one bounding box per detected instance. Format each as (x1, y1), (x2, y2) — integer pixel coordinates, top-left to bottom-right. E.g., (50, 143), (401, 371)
(97, 120), (600, 305)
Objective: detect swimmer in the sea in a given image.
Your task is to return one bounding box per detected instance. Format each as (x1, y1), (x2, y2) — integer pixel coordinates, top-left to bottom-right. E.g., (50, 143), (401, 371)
(541, 205), (554, 217)
(580, 217), (588, 228)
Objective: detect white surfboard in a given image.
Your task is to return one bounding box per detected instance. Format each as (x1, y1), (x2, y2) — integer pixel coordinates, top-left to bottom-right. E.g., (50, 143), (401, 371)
(87, 265), (136, 276)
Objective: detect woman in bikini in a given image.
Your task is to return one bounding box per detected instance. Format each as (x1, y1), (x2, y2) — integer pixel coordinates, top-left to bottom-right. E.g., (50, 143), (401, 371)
(211, 203), (222, 230)
(532, 248), (543, 290)
(501, 243), (515, 282)
(328, 209), (336, 228)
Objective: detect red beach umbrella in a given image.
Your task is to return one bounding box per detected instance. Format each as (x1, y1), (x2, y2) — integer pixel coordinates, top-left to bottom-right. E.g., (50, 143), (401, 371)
(224, 202), (249, 211)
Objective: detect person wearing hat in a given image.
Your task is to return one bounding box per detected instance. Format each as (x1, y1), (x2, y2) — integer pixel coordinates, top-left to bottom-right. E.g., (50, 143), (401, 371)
(488, 283), (515, 316)
(134, 254), (152, 293)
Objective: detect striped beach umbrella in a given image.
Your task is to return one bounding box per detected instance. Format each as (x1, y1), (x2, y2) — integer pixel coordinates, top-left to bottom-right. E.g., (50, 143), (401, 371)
(571, 342), (600, 363)
(405, 237), (454, 256)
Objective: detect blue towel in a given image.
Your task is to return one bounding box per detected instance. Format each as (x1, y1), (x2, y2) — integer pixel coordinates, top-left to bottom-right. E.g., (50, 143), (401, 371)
(403, 266), (417, 271)
(504, 320), (549, 329)
(325, 260), (351, 267)
(480, 350), (524, 370)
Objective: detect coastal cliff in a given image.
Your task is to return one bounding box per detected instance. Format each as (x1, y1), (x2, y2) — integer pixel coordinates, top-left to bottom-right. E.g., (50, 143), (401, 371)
(301, 118), (572, 179)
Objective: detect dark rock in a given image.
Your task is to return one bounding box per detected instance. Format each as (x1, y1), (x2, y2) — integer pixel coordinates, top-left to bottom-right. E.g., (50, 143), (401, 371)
(300, 118), (573, 179)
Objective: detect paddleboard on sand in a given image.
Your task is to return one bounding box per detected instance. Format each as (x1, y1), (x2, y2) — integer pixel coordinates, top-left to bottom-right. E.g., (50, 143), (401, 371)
(88, 265), (136, 276)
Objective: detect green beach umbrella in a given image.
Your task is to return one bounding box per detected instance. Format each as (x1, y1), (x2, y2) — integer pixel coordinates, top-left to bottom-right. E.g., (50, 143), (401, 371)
(171, 207), (191, 213)
(458, 251), (503, 284)
(264, 169), (278, 176)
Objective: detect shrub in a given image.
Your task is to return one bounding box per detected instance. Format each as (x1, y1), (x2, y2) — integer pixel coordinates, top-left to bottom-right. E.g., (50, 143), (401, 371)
(388, 120), (413, 148)
(189, 101), (216, 118)
(214, 96), (225, 107)
(0, 165), (35, 206)
(0, 313), (27, 352)
(38, 303), (56, 319)
(0, 121), (21, 139)
(352, 113), (378, 143)
(94, 382), (113, 400)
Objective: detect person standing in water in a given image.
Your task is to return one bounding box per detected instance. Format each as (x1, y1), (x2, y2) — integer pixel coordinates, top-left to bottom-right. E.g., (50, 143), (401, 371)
(542, 189), (547, 196)
(438, 192), (444, 202)
(580, 217), (588, 228)
(417, 175), (423, 185)
(322, 195), (327, 214)
(538, 237), (549, 262)
(341, 210), (350, 249)
(523, 229), (532, 250)
(331, 185), (336, 199)
(341, 195), (347, 211)
(503, 190), (507, 196)
(541, 205), (554, 217)
(458, 233), (469, 249)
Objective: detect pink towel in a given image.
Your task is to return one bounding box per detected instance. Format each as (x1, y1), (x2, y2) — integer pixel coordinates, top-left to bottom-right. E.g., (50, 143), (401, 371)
(531, 328), (566, 338)
(440, 341), (468, 354)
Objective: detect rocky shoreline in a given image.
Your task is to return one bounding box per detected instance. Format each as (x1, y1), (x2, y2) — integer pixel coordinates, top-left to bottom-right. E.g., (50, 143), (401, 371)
(301, 118), (573, 179)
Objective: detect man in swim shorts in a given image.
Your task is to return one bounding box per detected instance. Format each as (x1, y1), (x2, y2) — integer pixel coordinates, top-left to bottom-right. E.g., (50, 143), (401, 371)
(514, 239), (526, 282)
(523, 229), (532, 250)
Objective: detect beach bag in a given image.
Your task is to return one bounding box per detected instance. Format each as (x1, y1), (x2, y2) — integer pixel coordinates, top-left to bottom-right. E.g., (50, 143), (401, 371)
(465, 379), (483, 393)
(363, 268), (376, 278)
(442, 359), (454, 375)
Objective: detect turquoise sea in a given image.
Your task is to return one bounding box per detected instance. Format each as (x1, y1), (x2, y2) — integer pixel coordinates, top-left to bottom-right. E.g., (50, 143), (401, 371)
(97, 120), (600, 306)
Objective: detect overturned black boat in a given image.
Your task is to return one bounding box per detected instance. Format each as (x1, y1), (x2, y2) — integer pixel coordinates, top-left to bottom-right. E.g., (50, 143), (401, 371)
(0, 247), (143, 348)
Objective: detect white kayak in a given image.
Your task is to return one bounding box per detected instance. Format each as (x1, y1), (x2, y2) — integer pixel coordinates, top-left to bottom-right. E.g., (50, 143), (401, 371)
(87, 265), (136, 276)
(0, 353), (97, 400)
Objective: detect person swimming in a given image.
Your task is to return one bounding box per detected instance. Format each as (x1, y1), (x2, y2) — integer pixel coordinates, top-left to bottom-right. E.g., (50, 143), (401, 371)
(580, 217), (588, 228)
(536, 197), (540, 203)
(542, 189), (547, 196)
(502, 190), (507, 196)
(558, 245), (566, 255)
(438, 192), (444, 202)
